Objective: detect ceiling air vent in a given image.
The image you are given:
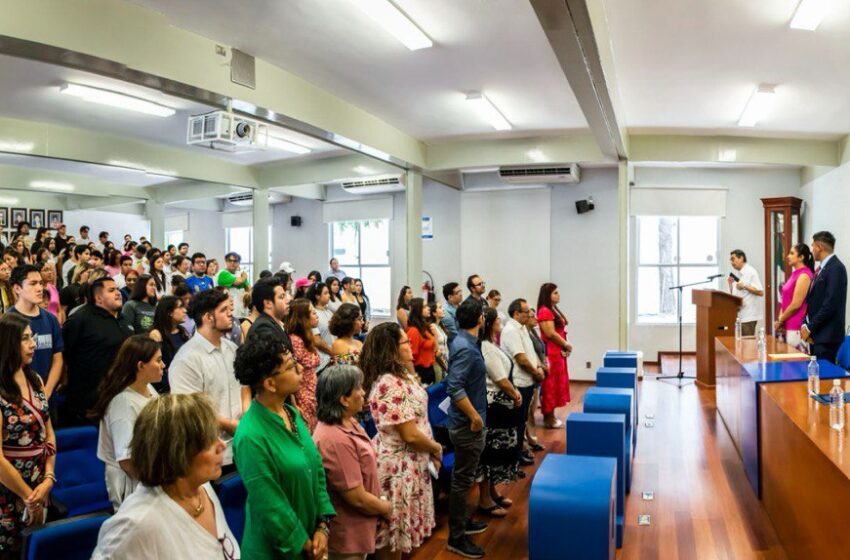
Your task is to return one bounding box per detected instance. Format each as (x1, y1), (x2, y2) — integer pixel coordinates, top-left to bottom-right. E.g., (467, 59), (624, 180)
(498, 164), (581, 184)
(340, 175), (405, 195)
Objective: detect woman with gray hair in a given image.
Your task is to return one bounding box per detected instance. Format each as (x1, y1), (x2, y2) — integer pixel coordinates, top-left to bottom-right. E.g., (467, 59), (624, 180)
(92, 393), (239, 559)
(313, 364), (391, 560)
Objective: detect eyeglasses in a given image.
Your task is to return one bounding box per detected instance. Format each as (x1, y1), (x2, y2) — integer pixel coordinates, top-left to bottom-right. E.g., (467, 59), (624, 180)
(219, 535), (236, 560)
(473, 283), (485, 288)
(225, 259), (239, 263)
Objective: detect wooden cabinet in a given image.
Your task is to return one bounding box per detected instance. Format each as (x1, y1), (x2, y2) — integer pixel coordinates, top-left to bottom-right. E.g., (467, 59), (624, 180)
(761, 197), (803, 330)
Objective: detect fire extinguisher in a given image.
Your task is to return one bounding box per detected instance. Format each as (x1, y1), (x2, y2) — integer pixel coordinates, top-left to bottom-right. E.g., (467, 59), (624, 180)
(422, 270), (436, 305)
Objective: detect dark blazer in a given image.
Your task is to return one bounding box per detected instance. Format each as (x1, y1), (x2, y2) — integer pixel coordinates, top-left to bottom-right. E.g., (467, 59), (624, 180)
(805, 255), (848, 345)
(246, 312), (292, 352)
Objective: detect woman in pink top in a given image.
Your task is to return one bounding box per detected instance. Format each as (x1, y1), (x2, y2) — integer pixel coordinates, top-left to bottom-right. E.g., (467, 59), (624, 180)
(774, 243), (815, 349)
(313, 365), (391, 560)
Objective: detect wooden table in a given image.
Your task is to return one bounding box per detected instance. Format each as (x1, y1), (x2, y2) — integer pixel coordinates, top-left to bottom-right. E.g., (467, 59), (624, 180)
(760, 380), (850, 559)
(714, 336), (847, 496)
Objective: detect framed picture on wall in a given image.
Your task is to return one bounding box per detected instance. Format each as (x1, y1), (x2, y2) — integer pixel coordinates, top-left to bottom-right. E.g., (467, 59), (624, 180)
(48, 210), (63, 230)
(11, 208), (26, 227)
(0, 208), (7, 229)
(29, 209), (45, 229)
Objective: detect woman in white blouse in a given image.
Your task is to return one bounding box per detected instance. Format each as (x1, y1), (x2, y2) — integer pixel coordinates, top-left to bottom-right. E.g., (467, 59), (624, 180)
(93, 393), (239, 559)
(476, 308), (522, 519)
(90, 335), (163, 508)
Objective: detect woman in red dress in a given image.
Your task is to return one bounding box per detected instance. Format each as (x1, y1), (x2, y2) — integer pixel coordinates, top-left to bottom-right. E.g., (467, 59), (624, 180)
(536, 283), (571, 428)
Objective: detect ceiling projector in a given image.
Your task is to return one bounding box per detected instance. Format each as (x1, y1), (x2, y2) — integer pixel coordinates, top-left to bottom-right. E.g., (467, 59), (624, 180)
(187, 110), (268, 152)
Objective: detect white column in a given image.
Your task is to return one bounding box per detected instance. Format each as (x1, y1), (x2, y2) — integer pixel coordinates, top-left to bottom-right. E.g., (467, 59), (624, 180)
(252, 188), (271, 276)
(145, 199), (165, 248)
(618, 161), (632, 349)
(405, 171), (423, 287)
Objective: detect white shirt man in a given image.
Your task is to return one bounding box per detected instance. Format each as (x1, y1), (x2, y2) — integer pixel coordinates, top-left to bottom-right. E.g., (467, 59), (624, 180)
(729, 250), (764, 334)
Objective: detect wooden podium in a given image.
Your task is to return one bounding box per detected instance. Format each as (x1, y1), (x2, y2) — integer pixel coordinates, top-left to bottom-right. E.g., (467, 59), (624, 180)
(692, 289), (742, 386)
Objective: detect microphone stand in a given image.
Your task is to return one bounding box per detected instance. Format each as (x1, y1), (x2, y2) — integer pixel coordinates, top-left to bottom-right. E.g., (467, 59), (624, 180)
(657, 276), (720, 387)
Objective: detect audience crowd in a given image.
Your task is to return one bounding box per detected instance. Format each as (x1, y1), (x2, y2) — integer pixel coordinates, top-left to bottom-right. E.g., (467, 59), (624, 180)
(0, 222), (575, 559)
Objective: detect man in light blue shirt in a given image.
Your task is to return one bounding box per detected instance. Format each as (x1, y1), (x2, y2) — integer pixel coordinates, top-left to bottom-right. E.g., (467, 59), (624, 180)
(441, 281), (462, 347)
(325, 257), (347, 281)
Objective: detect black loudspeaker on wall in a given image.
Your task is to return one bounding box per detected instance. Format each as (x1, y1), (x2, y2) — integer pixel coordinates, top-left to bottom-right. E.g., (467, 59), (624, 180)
(291, 216), (302, 227)
(575, 197), (595, 214)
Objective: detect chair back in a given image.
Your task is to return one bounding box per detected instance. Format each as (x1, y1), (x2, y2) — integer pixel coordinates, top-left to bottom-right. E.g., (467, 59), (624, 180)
(21, 512), (110, 560)
(53, 427), (111, 516)
(212, 473), (247, 543)
(836, 335), (850, 370)
(426, 381), (449, 428)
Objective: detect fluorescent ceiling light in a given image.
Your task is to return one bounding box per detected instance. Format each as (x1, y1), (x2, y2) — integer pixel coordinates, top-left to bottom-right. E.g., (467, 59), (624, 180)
(0, 140), (35, 152)
(466, 92), (512, 131)
(0, 196), (19, 205)
(347, 0), (432, 50)
(267, 135), (312, 155)
(790, 0), (829, 30)
(30, 180), (75, 192)
(718, 149), (737, 162)
(59, 83), (176, 117)
(106, 159), (178, 177)
(737, 85), (776, 127)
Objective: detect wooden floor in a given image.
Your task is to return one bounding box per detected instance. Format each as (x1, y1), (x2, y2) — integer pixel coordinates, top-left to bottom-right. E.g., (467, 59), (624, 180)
(409, 356), (788, 560)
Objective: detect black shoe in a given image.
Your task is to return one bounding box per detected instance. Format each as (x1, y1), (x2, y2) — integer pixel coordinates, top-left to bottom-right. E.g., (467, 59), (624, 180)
(519, 452), (534, 466)
(464, 519), (488, 535)
(517, 470), (527, 479)
(448, 536), (485, 558)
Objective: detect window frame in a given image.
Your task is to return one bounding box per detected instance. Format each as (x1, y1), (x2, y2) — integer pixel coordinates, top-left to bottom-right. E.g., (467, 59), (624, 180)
(634, 215), (721, 325)
(329, 219), (392, 317)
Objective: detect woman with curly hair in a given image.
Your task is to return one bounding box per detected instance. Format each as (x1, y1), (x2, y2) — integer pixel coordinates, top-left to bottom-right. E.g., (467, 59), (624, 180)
(361, 322), (441, 560)
(329, 303), (364, 366)
(285, 298), (322, 432)
(233, 333), (335, 560)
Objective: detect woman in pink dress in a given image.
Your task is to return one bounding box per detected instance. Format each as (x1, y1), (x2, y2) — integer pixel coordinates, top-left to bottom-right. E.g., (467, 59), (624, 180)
(285, 299), (321, 432)
(361, 322), (442, 560)
(537, 283), (571, 429)
(774, 243), (815, 349)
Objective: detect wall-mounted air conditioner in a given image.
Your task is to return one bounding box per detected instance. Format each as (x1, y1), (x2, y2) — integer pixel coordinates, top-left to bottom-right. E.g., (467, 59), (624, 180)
(498, 164), (581, 184)
(339, 174), (406, 195)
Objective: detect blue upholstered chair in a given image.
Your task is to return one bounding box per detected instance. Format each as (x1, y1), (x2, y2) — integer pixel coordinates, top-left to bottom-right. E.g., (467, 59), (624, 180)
(53, 427), (111, 517)
(596, 366), (640, 438)
(583, 386), (635, 492)
(566, 412), (627, 547)
(603, 350), (639, 370)
(21, 512), (110, 560)
(426, 382), (454, 492)
(836, 335), (850, 371)
(212, 472), (247, 543)
(529, 454), (616, 560)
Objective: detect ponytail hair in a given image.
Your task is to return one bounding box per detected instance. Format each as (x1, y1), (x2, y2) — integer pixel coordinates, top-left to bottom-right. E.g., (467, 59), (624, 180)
(793, 243), (815, 272)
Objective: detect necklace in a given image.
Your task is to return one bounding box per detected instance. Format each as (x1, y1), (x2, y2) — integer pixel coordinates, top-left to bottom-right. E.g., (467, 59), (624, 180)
(188, 492), (205, 518)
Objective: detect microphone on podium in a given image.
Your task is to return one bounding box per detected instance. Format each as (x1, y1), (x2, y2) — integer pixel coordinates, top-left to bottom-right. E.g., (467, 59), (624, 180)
(706, 273), (723, 280)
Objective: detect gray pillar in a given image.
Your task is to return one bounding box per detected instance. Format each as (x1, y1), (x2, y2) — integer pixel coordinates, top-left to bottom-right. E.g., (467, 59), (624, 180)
(618, 161), (632, 349)
(146, 199), (165, 248)
(252, 188), (271, 277)
(405, 172), (423, 287)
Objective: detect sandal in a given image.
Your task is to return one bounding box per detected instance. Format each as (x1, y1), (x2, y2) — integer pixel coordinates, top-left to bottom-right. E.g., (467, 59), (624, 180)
(494, 495), (513, 508)
(477, 504), (508, 518)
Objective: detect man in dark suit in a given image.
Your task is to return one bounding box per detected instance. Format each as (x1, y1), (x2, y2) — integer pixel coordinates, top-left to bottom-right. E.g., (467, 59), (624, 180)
(801, 231), (847, 363)
(246, 276), (292, 351)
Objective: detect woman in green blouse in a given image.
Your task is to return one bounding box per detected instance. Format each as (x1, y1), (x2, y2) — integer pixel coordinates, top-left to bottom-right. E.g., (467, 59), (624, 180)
(233, 333), (336, 559)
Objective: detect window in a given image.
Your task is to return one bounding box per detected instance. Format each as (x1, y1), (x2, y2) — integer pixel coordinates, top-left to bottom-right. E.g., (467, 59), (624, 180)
(225, 226), (272, 281)
(636, 216), (720, 324)
(165, 230), (184, 248)
(330, 219), (391, 315)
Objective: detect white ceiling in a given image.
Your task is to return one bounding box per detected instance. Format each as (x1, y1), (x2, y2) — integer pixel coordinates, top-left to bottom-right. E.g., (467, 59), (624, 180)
(129, 0), (588, 140)
(603, 0), (850, 138)
(0, 54), (341, 165)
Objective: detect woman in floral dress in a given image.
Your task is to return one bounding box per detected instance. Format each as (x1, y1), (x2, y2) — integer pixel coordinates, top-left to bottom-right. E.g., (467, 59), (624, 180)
(0, 314), (57, 555)
(361, 323), (443, 560)
(285, 299), (321, 432)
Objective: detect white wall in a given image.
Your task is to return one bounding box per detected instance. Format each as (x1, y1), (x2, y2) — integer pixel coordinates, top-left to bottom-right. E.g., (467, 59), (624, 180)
(64, 209), (149, 241)
(170, 208), (226, 262)
(803, 162), (850, 324)
(422, 179), (462, 292)
(271, 196), (327, 277)
(630, 166), (803, 360)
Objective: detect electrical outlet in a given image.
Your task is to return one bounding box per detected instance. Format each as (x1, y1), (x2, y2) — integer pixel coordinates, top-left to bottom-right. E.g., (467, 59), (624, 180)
(585, 361), (591, 369)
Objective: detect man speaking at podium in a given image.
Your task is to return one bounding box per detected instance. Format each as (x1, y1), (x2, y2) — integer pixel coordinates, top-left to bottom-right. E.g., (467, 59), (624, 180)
(728, 249), (764, 336)
(801, 231), (847, 363)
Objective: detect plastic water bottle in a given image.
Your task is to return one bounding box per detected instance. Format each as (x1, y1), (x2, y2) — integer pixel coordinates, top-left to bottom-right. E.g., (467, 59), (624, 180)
(757, 328), (767, 363)
(830, 380), (845, 431)
(734, 318), (742, 341)
(808, 356), (820, 397)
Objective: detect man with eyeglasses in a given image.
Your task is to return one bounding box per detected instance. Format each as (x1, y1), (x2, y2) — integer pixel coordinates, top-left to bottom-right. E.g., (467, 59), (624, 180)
(218, 252), (250, 320)
(465, 274), (489, 308)
(442, 281), (463, 347)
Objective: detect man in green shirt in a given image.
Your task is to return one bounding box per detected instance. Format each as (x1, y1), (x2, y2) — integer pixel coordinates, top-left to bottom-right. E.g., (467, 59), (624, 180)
(218, 252), (250, 319)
